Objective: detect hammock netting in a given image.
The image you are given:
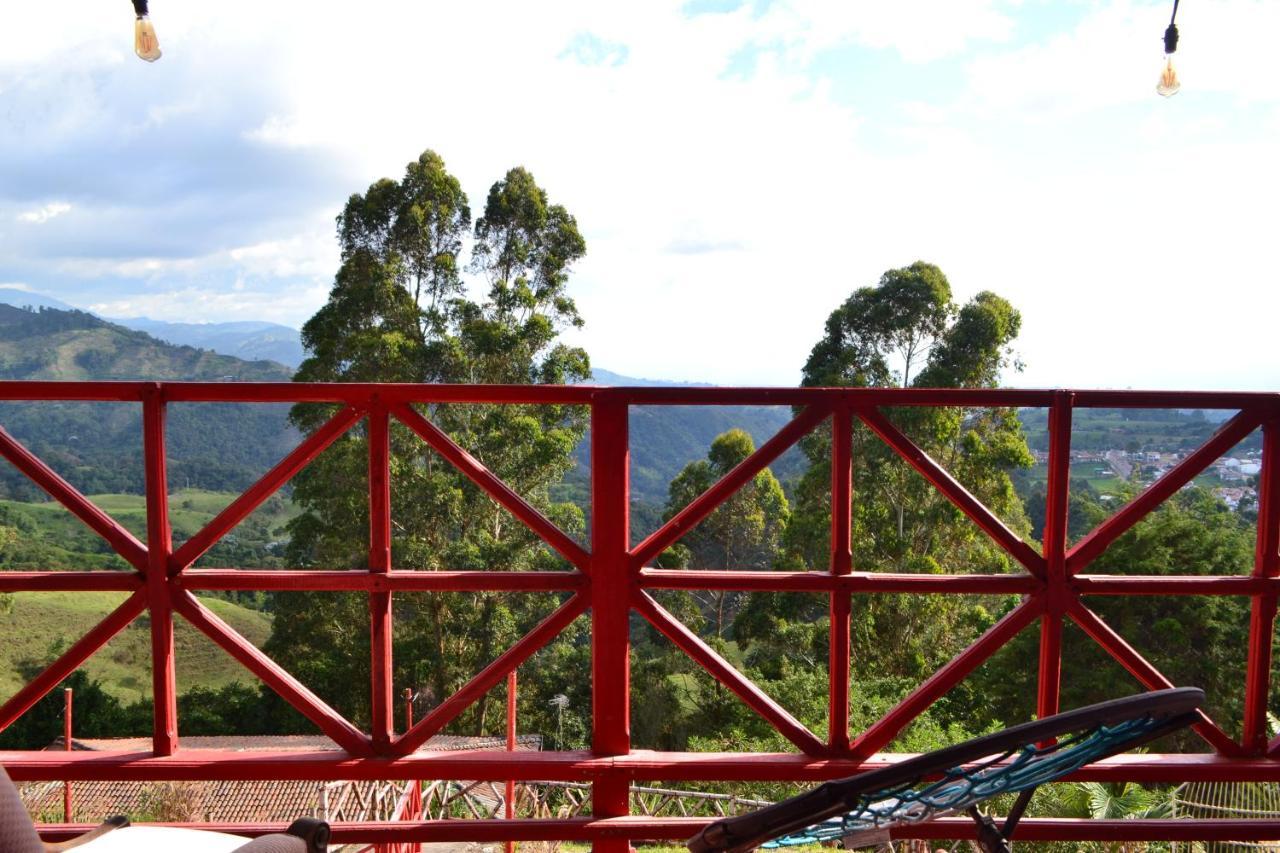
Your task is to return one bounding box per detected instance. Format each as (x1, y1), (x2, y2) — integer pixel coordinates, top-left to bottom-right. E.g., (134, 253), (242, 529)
(762, 713), (1166, 847)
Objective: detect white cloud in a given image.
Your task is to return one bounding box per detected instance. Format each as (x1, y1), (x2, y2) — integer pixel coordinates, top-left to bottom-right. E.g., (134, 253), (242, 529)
(754, 0), (1016, 64)
(7, 0), (1280, 390)
(18, 203), (72, 224)
(89, 282), (329, 327)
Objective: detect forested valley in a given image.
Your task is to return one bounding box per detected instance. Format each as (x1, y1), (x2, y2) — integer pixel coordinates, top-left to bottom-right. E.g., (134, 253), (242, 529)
(0, 152), (1266, 833)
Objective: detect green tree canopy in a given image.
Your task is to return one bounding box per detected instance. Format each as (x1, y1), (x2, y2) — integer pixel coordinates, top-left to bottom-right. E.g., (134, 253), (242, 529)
(658, 428), (789, 636)
(266, 151), (591, 737)
(740, 262), (1032, 695)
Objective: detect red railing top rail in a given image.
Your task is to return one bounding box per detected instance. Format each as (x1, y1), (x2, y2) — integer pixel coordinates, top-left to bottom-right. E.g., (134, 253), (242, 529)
(0, 380), (1272, 409)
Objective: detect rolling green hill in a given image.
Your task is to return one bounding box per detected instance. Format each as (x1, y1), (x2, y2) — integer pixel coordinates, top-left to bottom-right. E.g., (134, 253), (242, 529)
(0, 488), (299, 571)
(0, 488), (294, 702)
(0, 305), (297, 500)
(0, 304), (292, 382)
(0, 590), (272, 702)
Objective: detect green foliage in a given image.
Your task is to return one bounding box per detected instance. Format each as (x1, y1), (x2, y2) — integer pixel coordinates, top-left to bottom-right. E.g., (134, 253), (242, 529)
(0, 669), (147, 749)
(973, 486), (1256, 743)
(1063, 781), (1173, 820)
(659, 429), (790, 636)
(270, 150), (591, 738)
(753, 263), (1032, 688)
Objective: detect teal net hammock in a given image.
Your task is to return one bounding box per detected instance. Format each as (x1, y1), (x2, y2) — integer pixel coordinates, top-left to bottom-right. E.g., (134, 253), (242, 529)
(763, 713), (1163, 847)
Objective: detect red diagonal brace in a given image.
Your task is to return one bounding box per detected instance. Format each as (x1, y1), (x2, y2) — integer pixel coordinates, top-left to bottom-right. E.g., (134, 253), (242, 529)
(0, 425), (147, 571)
(172, 589), (373, 756)
(851, 597), (1043, 758)
(633, 591), (828, 756)
(1068, 409), (1263, 574)
(172, 405), (365, 573)
(393, 404), (590, 572)
(0, 590), (146, 733)
(1068, 599), (1243, 756)
(395, 593), (590, 755)
(856, 407), (1044, 576)
(631, 405), (830, 570)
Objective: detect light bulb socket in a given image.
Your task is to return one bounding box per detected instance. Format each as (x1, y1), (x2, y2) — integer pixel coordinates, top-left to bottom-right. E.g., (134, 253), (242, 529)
(131, 0), (149, 18)
(1163, 22), (1179, 54)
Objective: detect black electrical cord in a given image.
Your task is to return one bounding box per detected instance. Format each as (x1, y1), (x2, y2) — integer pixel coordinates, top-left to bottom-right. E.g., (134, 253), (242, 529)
(1165, 0), (1180, 54)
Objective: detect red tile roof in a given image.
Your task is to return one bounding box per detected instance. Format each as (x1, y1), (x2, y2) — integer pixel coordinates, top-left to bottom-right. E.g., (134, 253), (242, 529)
(18, 734), (542, 826)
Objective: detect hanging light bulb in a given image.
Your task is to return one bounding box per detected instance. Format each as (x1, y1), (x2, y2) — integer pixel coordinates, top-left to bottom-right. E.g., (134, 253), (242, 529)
(1157, 1), (1179, 97)
(132, 0), (161, 62)
(1157, 55), (1180, 97)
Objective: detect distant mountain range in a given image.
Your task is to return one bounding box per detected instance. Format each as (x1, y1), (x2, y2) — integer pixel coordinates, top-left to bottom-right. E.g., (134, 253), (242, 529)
(0, 286), (306, 367)
(0, 293), (798, 505)
(111, 318), (307, 369)
(0, 303), (296, 499)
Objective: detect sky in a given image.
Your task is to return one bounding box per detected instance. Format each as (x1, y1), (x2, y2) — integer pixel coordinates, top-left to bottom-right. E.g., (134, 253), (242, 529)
(1, 0), (1277, 389)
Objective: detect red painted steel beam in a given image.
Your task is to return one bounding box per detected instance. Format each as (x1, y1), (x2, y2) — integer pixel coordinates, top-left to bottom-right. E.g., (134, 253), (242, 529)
(394, 593), (590, 755)
(1068, 599), (1243, 756)
(1, 748), (607, 783)
(0, 382), (1271, 410)
(150, 383), (598, 405)
(829, 404), (852, 753)
(1070, 390), (1280, 411)
(368, 401), (395, 754)
(33, 818), (707, 844)
(1038, 391), (1072, 721)
(1245, 419), (1280, 754)
(0, 590), (146, 734)
(850, 597), (1043, 758)
(10, 748), (1280, 784)
(0, 425), (147, 571)
(394, 403), (590, 572)
(172, 405), (364, 571)
(1068, 408), (1264, 573)
(631, 404), (829, 570)
(177, 569), (588, 592)
(142, 388), (178, 755)
(0, 571), (141, 592)
(639, 569), (1040, 594)
(0, 382), (149, 401)
(590, 399), (633, 853)
(172, 589), (373, 755)
(1073, 574), (1274, 595)
(31, 816), (1280, 845)
(856, 407), (1045, 576)
(895, 817), (1280, 843)
(624, 388), (1054, 407)
(634, 591), (828, 756)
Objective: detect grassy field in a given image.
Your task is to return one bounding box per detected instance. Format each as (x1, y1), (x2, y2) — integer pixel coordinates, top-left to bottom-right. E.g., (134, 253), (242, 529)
(1020, 461), (1127, 495)
(0, 590), (272, 703)
(0, 487), (300, 569)
(0, 488), (296, 701)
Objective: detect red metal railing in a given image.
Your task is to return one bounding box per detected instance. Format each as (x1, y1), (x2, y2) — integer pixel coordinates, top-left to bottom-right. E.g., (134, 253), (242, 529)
(2, 382), (1280, 847)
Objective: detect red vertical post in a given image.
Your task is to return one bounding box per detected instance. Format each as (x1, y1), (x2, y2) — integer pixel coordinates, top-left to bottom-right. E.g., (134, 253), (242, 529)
(506, 669), (517, 853)
(1038, 392), (1072, 721)
(403, 687), (420, 853)
(1244, 418), (1280, 753)
(368, 399), (394, 754)
(591, 398), (631, 853)
(62, 687), (72, 822)
(829, 405), (852, 753)
(142, 385), (178, 755)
